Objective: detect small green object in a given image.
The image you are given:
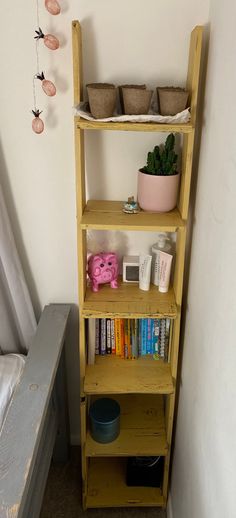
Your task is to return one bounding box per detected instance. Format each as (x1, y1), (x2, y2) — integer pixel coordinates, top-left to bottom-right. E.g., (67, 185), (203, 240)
(141, 133), (178, 176)
(153, 352), (161, 361)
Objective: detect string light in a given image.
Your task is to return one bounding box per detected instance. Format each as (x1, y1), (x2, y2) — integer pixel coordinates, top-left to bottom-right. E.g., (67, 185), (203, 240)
(31, 0), (61, 134)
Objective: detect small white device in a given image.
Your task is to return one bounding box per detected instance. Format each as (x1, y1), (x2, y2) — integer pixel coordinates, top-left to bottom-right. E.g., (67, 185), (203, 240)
(123, 255), (139, 283)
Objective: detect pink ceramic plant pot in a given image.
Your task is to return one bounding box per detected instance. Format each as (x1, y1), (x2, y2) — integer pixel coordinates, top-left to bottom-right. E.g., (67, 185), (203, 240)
(137, 170), (180, 212)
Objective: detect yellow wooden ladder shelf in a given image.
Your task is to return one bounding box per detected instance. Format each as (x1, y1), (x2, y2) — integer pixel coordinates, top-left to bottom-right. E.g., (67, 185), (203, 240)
(72, 20), (203, 510)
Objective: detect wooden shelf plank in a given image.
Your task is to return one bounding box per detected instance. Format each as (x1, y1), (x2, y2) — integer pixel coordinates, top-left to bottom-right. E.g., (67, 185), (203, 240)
(75, 116), (193, 134)
(81, 200), (185, 231)
(87, 457), (165, 508)
(86, 394), (168, 457)
(82, 281), (177, 319)
(84, 355), (174, 395)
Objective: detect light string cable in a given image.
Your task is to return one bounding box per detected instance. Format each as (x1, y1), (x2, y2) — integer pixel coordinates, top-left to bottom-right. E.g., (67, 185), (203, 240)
(33, 0), (40, 110)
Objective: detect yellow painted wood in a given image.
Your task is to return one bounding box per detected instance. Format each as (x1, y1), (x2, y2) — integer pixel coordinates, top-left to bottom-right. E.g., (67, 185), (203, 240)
(72, 19), (203, 509)
(186, 26), (203, 126)
(81, 200), (185, 231)
(87, 458), (165, 508)
(178, 26), (203, 219)
(84, 355), (174, 395)
(75, 116), (193, 133)
(83, 280), (177, 319)
(173, 226), (187, 306)
(86, 394), (168, 457)
(178, 131), (195, 219)
(74, 125), (86, 219)
(163, 311), (181, 499)
(72, 20), (83, 106)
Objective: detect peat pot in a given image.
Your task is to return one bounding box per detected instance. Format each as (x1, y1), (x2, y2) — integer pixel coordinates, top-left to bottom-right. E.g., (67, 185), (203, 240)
(87, 83), (117, 119)
(119, 84), (146, 113)
(122, 86), (153, 115)
(157, 87), (189, 116)
(137, 169), (180, 212)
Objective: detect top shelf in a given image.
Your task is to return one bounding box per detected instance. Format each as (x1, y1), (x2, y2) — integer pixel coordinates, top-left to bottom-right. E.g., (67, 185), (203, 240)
(75, 116), (194, 134)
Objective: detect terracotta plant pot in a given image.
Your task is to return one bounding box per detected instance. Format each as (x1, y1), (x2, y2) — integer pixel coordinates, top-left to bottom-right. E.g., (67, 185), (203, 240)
(87, 83), (117, 119)
(137, 169), (180, 212)
(122, 86), (153, 115)
(119, 84), (146, 113)
(157, 87), (189, 116)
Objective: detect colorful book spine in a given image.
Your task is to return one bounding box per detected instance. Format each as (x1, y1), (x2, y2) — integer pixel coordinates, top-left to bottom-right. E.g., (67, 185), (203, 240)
(160, 319), (166, 359)
(95, 319), (100, 355)
(115, 319), (121, 356)
(141, 319), (147, 356)
(124, 319), (129, 359)
(120, 319), (125, 358)
(132, 319), (139, 358)
(100, 318), (106, 355)
(152, 319), (160, 354)
(165, 318), (171, 361)
(138, 319), (142, 356)
(111, 319), (116, 354)
(146, 318), (153, 354)
(106, 319), (111, 354)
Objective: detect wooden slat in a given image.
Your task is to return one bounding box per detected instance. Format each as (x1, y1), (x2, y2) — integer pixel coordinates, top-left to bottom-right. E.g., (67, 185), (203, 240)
(86, 394), (168, 457)
(178, 26), (203, 219)
(81, 200), (185, 231)
(186, 26), (203, 126)
(75, 117), (193, 133)
(87, 458), (165, 508)
(84, 355), (174, 395)
(72, 20), (83, 106)
(83, 281), (177, 319)
(0, 304), (71, 518)
(178, 131), (195, 219)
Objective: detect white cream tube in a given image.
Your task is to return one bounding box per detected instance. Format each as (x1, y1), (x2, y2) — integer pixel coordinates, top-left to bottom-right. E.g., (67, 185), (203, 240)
(159, 251), (173, 293)
(139, 255), (152, 291)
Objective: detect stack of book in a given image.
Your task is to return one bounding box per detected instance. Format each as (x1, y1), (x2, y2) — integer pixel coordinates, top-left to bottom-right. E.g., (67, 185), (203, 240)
(87, 318), (171, 364)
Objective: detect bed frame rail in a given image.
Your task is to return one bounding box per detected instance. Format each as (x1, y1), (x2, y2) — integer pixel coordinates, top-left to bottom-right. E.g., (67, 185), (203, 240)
(0, 303), (71, 518)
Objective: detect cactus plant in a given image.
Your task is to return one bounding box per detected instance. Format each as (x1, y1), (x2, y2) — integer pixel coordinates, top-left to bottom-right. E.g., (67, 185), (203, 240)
(141, 133), (178, 176)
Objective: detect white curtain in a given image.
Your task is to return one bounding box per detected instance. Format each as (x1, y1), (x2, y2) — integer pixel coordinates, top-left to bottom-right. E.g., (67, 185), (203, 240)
(0, 184), (37, 354)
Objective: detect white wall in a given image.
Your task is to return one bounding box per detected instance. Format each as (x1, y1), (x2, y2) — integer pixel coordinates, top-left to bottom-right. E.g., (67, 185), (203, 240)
(0, 1), (209, 442)
(169, 1), (236, 517)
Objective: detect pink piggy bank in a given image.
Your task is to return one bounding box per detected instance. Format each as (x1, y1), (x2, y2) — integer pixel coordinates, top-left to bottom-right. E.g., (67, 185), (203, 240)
(88, 253), (119, 292)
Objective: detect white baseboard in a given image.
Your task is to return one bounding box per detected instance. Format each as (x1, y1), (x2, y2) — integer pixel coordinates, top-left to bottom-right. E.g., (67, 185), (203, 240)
(167, 492), (173, 518)
(70, 434), (80, 445)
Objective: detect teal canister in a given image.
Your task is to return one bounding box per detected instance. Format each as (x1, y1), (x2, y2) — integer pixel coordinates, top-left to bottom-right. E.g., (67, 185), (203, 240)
(89, 397), (120, 443)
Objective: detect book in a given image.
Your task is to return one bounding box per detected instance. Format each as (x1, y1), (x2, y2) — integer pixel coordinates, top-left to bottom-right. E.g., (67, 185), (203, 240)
(132, 319), (139, 359)
(88, 318), (96, 365)
(115, 319), (121, 356)
(106, 319), (112, 354)
(165, 318), (171, 361)
(146, 318), (153, 354)
(124, 319), (129, 359)
(141, 319), (147, 356)
(95, 319), (100, 355)
(120, 319), (125, 358)
(111, 319), (116, 354)
(152, 319), (160, 354)
(160, 319), (166, 359)
(100, 318), (106, 355)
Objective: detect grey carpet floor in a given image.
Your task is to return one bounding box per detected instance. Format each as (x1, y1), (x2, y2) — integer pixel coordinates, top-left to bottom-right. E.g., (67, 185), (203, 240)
(40, 447), (166, 518)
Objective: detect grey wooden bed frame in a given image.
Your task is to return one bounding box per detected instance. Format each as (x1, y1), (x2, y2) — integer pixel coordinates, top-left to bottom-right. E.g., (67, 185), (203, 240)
(0, 303), (71, 518)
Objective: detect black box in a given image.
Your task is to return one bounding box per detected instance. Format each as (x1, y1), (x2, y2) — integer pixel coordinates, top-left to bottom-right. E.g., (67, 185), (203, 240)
(126, 456), (164, 488)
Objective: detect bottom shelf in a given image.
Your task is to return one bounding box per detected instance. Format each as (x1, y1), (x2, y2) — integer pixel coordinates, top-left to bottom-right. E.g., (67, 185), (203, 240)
(87, 457), (165, 508)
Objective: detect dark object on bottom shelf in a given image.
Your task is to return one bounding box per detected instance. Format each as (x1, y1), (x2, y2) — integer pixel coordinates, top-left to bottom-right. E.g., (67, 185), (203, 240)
(126, 456), (164, 487)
